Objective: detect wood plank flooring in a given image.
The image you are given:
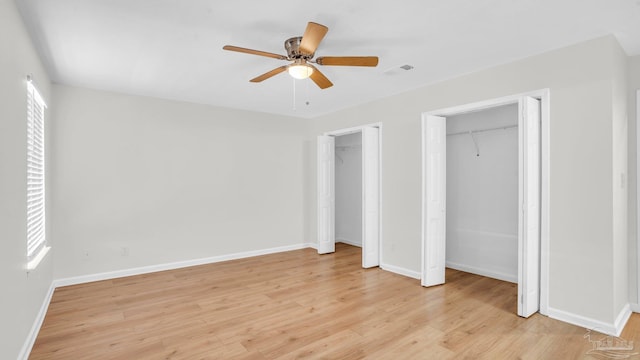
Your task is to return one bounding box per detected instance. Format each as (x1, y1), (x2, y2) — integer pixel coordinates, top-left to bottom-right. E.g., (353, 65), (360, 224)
(30, 243), (640, 359)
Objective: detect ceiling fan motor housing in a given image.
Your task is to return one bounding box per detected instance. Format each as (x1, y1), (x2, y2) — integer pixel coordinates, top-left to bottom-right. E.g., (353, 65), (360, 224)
(285, 37), (314, 60)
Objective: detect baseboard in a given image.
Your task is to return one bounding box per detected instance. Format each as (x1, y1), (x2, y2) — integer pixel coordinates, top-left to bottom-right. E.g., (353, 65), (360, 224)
(614, 304), (632, 335)
(336, 238), (362, 247)
(547, 303), (631, 337)
(54, 243), (313, 287)
(380, 263), (421, 280)
(445, 261), (517, 283)
(631, 303), (640, 313)
(18, 283), (55, 360)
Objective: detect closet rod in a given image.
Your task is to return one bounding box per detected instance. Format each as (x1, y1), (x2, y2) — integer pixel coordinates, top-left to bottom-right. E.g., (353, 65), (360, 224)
(447, 124), (517, 137)
(335, 144), (361, 150)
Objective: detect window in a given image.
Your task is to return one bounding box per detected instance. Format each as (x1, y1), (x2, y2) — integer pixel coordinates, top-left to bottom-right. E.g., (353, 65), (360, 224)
(26, 78), (49, 270)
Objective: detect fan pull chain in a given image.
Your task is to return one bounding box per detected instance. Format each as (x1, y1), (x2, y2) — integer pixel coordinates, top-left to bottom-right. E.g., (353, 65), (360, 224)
(292, 78), (296, 111)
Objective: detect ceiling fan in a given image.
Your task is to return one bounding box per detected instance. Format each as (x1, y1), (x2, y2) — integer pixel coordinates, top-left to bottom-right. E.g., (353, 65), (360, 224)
(223, 22), (378, 89)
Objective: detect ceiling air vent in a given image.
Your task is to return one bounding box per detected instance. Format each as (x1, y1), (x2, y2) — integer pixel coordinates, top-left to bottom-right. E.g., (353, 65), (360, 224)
(384, 64), (415, 75)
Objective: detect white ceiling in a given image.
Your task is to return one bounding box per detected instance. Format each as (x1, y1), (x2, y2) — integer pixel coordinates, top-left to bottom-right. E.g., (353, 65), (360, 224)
(17, 0), (640, 119)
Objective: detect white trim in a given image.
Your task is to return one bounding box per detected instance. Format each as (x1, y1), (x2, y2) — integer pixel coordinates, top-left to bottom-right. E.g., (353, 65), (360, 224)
(540, 90), (551, 316)
(445, 261), (517, 284)
(320, 122), (383, 268)
(614, 304), (633, 335)
(380, 263), (421, 280)
(323, 122), (382, 137)
(424, 89), (548, 117)
(421, 112), (427, 285)
(546, 304), (631, 337)
(546, 307), (616, 335)
(631, 303), (640, 313)
(26, 77), (47, 108)
(421, 89), (550, 316)
(336, 238), (362, 247)
(636, 89), (640, 309)
(26, 246), (50, 272)
(18, 283), (55, 360)
(54, 243), (312, 287)
(378, 124), (384, 267)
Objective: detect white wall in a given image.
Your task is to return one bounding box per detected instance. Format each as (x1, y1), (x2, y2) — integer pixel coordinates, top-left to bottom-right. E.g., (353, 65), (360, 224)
(0, 1), (54, 358)
(307, 35), (628, 327)
(335, 132), (362, 247)
(51, 85), (309, 279)
(445, 104), (518, 282)
(628, 55), (640, 306)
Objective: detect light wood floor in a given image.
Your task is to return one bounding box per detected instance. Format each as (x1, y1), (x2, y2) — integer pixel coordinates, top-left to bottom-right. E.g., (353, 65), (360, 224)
(31, 243), (640, 359)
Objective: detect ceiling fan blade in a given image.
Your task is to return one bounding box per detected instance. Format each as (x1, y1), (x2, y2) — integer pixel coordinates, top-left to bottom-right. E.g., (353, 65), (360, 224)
(250, 66), (288, 83)
(316, 56), (379, 67)
(299, 22), (328, 55)
(307, 64), (333, 89)
(223, 45), (288, 60)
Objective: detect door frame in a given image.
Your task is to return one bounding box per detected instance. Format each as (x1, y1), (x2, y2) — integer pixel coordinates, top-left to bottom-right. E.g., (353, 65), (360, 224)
(318, 123), (383, 268)
(636, 89), (640, 311)
(420, 89), (550, 316)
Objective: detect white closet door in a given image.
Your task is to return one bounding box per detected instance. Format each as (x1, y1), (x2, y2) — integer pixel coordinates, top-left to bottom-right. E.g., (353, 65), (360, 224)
(518, 97), (541, 317)
(422, 115), (447, 287)
(362, 127), (380, 268)
(317, 135), (335, 254)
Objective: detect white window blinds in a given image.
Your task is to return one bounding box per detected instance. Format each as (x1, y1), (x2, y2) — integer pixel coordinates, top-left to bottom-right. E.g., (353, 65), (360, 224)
(26, 79), (48, 269)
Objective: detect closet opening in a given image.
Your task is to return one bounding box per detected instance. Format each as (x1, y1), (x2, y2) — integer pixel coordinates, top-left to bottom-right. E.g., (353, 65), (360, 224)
(445, 104), (519, 284)
(317, 124), (381, 268)
(422, 90), (549, 318)
(335, 133), (363, 249)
